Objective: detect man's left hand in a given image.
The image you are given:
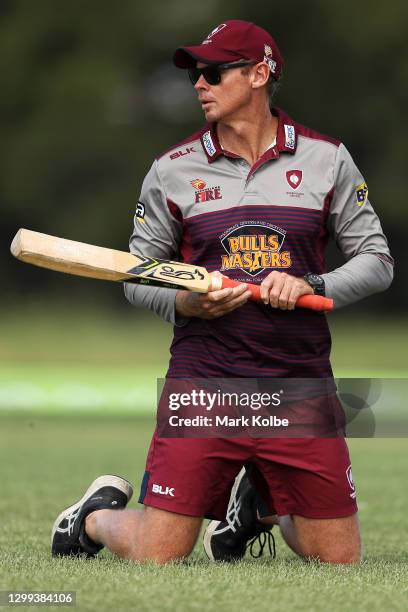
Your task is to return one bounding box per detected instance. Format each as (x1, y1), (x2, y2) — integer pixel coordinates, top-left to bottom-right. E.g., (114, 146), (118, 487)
(260, 271), (313, 310)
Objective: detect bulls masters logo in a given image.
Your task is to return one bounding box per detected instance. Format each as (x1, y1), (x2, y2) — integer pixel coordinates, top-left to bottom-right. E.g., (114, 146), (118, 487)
(220, 222), (292, 277)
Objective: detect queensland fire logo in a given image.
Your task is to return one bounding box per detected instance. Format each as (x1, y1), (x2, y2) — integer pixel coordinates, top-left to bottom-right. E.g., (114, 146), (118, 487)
(220, 222), (292, 277)
(286, 170), (303, 190)
(191, 179), (206, 190)
(191, 178), (222, 203)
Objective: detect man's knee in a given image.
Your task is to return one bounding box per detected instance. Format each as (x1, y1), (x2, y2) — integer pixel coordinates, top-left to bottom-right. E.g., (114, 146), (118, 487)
(302, 542), (362, 564)
(131, 506), (203, 564)
(291, 513), (362, 565)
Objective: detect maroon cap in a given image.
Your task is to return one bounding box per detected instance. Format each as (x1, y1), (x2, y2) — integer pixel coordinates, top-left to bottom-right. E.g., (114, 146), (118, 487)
(173, 20), (283, 80)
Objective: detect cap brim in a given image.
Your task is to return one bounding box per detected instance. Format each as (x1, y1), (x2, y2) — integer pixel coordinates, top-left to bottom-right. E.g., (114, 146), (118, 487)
(173, 46), (240, 68)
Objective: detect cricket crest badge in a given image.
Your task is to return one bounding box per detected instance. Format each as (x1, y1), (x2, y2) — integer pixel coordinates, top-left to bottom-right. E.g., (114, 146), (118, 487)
(286, 170), (303, 190)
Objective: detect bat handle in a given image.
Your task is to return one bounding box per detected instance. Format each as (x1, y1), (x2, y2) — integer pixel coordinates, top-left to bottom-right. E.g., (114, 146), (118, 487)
(215, 276), (334, 312)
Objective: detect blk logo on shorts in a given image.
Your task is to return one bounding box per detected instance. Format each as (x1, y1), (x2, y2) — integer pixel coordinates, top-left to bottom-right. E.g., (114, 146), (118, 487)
(286, 170), (303, 190)
(152, 483), (175, 497)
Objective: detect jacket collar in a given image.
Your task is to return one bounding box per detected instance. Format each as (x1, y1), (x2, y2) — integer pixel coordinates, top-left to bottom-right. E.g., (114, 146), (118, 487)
(199, 108), (298, 163)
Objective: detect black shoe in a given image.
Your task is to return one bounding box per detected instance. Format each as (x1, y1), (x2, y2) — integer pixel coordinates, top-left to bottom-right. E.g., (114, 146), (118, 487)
(51, 475), (133, 557)
(203, 468), (275, 562)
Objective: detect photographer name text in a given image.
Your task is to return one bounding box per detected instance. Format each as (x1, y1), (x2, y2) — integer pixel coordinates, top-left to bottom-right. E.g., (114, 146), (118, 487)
(168, 415), (289, 428)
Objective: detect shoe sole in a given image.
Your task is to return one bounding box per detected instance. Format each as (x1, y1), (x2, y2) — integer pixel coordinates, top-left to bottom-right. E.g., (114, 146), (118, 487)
(51, 474), (133, 546)
(203, 467), (246, 561)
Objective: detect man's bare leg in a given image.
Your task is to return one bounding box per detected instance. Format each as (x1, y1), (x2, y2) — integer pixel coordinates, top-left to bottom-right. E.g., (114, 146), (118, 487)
(86, 506), (203, 564)
(203, 469), (362, 564)
(259, 513), (362, 564)
(50, 475), (202, 564)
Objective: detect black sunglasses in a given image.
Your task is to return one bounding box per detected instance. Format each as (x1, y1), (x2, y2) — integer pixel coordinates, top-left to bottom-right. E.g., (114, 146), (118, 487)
(188, 61), (256, 86)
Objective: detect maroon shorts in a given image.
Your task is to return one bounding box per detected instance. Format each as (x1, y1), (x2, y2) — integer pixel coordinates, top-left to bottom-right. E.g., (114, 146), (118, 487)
(138, 432), (358, 520)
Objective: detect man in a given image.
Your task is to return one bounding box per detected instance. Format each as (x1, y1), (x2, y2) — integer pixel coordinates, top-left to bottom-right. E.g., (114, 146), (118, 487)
(51, 20), (393, 564)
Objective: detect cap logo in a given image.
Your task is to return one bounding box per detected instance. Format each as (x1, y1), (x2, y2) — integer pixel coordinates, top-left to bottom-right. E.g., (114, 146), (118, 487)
(284, 124), (296, 149)
(203, 23), (227, 44)
(202, 130), (217, 157)
(264, 44), (273, 57)
(263, 44), (277, 74)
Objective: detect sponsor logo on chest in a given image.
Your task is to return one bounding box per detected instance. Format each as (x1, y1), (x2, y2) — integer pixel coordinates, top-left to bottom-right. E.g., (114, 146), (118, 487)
(219, 222), (292, 277)
(191, 178), (222, 203)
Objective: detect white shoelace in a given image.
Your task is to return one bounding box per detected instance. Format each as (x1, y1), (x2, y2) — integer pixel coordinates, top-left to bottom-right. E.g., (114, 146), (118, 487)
(213, 496), (242, 535)
(56, 507), (80, 536)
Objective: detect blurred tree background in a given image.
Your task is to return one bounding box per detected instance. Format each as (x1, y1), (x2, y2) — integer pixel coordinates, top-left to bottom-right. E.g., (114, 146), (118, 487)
(2, 0), (407, 312)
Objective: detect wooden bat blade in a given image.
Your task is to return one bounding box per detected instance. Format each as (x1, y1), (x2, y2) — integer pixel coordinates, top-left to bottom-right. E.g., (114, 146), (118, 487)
(11, 229), (334, 311)
(11, 229), (127, 281)
(10, 229), (212, 292)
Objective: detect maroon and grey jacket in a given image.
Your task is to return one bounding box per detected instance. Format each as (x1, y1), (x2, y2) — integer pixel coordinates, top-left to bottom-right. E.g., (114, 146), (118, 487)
(125, 109), (393, 377)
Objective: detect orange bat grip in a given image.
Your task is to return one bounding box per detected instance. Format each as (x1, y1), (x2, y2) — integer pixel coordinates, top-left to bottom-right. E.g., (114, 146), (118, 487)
(220, 277), (334, 312)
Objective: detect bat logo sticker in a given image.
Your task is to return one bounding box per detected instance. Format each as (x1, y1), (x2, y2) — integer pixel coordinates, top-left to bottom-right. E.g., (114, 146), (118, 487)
(158, 265), (205, 281)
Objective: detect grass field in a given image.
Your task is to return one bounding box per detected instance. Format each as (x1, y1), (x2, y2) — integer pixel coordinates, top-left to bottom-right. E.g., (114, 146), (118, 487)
(0, 416), (407, 611)
(0, 306), (407, 611)
(1, 305), (407, 415)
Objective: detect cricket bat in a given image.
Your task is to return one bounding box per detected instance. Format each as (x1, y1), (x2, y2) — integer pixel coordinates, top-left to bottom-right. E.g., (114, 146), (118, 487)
(10, 229), (334, 312)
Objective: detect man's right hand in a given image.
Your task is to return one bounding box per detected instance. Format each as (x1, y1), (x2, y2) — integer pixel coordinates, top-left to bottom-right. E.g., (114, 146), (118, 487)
(175, 273), (251, 320)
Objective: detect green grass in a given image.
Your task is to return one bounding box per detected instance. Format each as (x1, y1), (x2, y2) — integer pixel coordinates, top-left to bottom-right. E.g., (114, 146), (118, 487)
(1, 305), (407, 373)
(0, 307), (407, 610)
(0, 307), (407, 415)
(0, 416), (407, 612)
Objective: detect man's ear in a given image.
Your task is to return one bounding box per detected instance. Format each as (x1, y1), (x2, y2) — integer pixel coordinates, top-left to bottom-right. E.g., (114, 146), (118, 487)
(251, 62), (270, 89)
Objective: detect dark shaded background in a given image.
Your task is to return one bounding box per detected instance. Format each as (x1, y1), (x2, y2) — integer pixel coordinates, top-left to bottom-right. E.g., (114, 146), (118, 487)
(2, 0), (407, 312)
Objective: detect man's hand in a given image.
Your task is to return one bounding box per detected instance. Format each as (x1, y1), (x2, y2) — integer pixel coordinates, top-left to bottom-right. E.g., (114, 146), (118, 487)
(260, 271), (314, 310)
(176, 272), (251, 319)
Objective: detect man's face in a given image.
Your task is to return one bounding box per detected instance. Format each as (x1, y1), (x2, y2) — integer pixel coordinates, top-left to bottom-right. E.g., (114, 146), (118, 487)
(194, 62), (254, 123)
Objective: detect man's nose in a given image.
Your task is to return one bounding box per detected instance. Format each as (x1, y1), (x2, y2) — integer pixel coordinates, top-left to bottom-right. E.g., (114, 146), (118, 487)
(194, 75), (209, 90)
